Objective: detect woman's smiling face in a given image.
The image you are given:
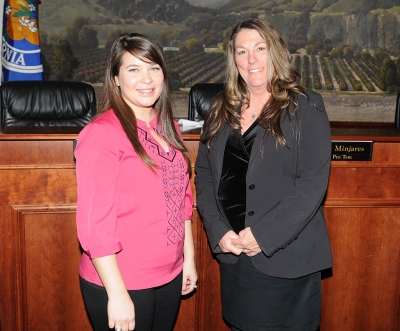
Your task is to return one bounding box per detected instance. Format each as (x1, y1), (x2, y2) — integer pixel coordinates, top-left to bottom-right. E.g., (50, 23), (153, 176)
(234, 28), (269, 94)
(114, 52), (164, 114)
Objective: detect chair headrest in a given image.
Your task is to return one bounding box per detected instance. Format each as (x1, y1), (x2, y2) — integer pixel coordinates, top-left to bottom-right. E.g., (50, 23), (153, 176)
(188, 83), (225, 121)
(0, 80), (96, 126)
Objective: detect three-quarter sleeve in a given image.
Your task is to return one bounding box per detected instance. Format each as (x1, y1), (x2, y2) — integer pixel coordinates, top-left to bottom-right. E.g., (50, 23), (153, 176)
(75, 123), (123, 259)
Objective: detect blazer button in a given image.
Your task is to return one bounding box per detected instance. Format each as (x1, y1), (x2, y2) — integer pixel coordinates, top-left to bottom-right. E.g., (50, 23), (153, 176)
(249, 184), (255, 190)
(248, 211), (254, 216)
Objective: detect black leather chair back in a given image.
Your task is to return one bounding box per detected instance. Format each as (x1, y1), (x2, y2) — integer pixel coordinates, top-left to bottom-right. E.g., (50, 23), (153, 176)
(0, 80), (96, 126)
(396, 92), (400, 130)
(188, 83), (224, 121)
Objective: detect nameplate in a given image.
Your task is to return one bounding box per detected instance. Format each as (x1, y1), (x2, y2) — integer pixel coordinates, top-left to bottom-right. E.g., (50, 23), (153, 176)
(331, 141), (373, 161)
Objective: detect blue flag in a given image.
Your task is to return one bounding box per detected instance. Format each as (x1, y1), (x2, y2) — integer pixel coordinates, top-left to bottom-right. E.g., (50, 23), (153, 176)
(2, 0), (43, 82)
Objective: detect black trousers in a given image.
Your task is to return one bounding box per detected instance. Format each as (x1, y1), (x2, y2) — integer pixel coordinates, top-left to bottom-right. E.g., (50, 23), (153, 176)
(80, 272), (182, 331)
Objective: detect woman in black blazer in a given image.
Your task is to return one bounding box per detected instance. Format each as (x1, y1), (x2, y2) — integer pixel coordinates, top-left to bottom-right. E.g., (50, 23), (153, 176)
(195, 18), (332, 331)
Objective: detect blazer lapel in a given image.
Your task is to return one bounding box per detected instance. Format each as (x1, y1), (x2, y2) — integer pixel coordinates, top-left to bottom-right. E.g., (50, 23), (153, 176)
(210, 125), (230, 188)
(208, 125), (230, 223)
(248, 126), (265, 168)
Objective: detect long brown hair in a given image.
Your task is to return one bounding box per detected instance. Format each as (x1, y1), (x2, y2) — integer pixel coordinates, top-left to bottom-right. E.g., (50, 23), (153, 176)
(202, 18), (305, 148)
(95, 33), (191, 171)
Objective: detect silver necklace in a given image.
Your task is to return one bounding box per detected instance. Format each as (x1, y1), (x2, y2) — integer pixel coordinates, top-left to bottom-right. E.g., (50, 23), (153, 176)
(242, 107), (257, 120)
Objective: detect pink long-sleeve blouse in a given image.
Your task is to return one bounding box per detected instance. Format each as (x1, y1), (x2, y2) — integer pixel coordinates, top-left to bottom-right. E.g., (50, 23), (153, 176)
(75, 109), (193, 290)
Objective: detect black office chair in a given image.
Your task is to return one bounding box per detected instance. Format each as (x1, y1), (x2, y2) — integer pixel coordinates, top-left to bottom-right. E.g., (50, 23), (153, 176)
(188, 83), (224, 121)
(395, 92), (400, 130)
(0, 80), (96, 126)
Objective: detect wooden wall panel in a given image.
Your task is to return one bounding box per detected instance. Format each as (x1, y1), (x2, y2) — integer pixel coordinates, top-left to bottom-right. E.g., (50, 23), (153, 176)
(326, 166), (400, 202)
(326, 143), (400, 206)
(0, 169), (77, 205)
(395, 264), (400, 331)
(173, 209), (199, 331)
(1, 132), (400, 331)
(176, 139), (230, 330)
(0, 138), (86, 330)
(1, 205), (19, 329)
(0, 140), (75, 166)
(12, 206), (91, 330)
(322, 207), (400, 331)
(196, 213), (229, 331)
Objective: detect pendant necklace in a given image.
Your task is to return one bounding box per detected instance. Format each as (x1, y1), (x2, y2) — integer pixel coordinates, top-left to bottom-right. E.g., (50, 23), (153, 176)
(241, 106), (257, 121)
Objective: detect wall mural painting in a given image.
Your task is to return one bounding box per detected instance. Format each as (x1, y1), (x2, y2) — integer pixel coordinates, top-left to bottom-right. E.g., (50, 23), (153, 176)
(38, 0), (400, 120)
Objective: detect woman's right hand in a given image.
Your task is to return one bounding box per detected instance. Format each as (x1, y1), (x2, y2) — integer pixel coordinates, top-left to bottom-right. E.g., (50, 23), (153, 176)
(108, 291), (135, 331)
(92, 255), (135, 331)
(218, 230), (243, 255)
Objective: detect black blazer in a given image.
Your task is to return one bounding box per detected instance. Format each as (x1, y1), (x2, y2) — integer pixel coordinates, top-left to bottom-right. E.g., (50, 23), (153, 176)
(194, 89), (333, 279)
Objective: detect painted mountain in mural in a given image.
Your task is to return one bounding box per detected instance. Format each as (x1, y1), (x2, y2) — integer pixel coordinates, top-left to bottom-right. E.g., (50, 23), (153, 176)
(39, 0), (400, 50)
(185, 0), (231, 9)
(39, 0), (400, 92)
(220, 0), (398, 12)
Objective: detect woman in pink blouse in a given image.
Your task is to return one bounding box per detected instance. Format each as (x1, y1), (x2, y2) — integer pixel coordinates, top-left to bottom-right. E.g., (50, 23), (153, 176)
(75, 33), (197, 331)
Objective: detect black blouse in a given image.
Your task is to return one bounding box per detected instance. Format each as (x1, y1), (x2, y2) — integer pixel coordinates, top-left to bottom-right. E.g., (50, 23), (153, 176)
(218, 121), (260, 234)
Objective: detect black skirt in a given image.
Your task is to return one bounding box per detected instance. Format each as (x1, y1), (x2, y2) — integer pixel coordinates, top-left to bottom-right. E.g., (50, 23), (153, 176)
(220, 254), (321, 331)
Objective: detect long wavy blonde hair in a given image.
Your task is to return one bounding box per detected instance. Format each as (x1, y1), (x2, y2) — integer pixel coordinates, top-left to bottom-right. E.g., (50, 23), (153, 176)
(202, 18), (305, 148)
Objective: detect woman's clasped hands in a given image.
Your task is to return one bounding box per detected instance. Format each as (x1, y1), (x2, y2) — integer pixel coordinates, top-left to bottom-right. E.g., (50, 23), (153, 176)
(219, 228), (262, 257)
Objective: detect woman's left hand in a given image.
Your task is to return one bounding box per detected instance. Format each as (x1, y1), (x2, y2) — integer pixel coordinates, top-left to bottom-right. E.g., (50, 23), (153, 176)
(181, 257), (198, 295)
(232, 228), (262, 257)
